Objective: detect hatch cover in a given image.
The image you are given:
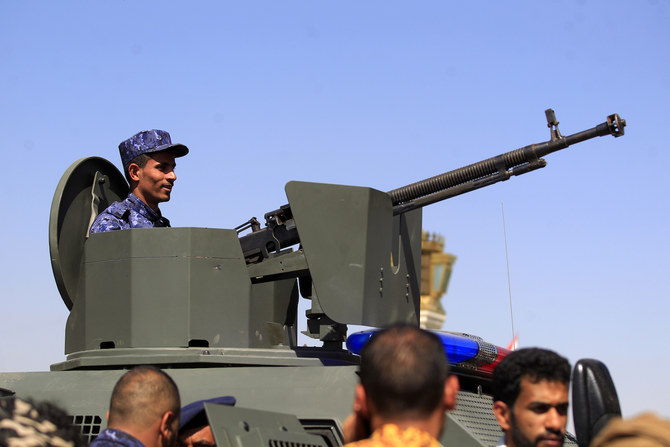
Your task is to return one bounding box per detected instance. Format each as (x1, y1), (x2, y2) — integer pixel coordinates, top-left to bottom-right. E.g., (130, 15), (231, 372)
(49, 157), (128, 310)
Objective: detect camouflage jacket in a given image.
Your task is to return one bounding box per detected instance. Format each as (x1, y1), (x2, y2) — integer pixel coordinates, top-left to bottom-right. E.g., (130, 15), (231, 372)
(89, 193), (170, 234)
(90, 428), (145, 447)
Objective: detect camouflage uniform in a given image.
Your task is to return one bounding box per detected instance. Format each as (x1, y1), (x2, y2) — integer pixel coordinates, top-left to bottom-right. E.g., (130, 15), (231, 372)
(89, 193), (170, 234)
(0, 397), (86, 447)
(90, 428), (146, 447)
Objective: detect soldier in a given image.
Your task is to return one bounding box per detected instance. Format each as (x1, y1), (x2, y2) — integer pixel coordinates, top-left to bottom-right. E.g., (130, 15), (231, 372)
(492, 348), (571, 447)
(91, 366), (181, 447)
(342, 324), (460, 447)
(90, 129), (188, 234)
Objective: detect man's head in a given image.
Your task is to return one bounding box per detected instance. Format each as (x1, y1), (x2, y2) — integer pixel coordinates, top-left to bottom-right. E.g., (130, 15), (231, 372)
(107, 366), (181, 447)
(492, 348), (571, 447)
(177, 396), (236, 447)
(353, 324), (459, 438)
(119, 129), (189, 211)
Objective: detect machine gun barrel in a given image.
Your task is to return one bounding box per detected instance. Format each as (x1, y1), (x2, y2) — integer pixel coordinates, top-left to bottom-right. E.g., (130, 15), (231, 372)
(239, 109), (626, 263)
(389, 110), (625, 215)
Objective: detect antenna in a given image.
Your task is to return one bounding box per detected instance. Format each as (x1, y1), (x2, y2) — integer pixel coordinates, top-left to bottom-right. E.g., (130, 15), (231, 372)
(501, 202), (516, 349)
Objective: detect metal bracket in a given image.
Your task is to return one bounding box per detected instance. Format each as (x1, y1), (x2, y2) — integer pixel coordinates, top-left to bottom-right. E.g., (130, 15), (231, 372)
(87, 171), (108, 238)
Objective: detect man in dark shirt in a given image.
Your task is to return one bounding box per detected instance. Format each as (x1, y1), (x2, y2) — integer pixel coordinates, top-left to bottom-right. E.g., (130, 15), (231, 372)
(91, 366), (181, 447)
(90, 129), (189, 234)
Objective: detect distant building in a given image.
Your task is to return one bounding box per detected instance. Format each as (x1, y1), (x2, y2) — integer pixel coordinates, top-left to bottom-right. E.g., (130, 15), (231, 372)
(419, 231), (456, 330)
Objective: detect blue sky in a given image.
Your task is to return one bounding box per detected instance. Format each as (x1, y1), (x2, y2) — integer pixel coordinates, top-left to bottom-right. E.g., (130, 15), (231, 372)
(1, 1), (668, 422)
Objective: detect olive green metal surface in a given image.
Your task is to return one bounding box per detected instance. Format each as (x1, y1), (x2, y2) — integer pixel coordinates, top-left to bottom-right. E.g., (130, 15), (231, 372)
(49, 157), (128, 310)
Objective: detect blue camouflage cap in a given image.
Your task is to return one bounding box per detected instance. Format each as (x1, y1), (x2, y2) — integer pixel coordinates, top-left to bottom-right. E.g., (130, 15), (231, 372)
(119, 129), (189, 170)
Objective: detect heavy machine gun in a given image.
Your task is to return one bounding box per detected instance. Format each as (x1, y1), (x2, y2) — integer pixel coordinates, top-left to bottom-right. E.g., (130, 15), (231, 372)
(233, 109), (624, 342)
(239, 109), (625, 265)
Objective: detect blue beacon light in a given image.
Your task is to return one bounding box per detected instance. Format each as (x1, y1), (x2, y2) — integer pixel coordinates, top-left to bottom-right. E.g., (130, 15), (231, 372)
(346, 329), (508, 371)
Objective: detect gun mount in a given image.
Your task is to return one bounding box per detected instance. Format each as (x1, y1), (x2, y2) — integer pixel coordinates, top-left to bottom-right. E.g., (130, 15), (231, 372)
(236, 109), (625, 342)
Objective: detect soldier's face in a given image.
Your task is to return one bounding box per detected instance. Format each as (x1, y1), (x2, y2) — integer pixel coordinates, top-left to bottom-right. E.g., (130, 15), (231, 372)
(131, 151), (177, 211)
(497, 378), (569, 447)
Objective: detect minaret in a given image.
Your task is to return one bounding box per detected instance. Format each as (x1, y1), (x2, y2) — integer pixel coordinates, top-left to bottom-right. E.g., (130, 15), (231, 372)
(419, 231), (457, 330)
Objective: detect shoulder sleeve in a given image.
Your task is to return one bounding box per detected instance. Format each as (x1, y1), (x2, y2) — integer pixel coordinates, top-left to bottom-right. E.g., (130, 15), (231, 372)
(89, 215), (123, 234)
(89, 203), (131, 234)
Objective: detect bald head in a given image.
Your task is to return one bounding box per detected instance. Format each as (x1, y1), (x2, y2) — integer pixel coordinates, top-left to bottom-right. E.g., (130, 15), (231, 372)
(108, 366), (181, 430)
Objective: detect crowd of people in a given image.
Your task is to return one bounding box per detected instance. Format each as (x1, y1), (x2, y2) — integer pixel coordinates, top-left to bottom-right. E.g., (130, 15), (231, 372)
(2, 323), (668, 447)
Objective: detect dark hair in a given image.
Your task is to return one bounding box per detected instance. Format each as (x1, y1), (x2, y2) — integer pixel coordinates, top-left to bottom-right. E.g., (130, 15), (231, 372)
(0, 397), (86, 447)
(492, 347), (571, 407)
(109, 365), (181, 427)
(358, 324), (449, 419)
(124, 153), (151, 183)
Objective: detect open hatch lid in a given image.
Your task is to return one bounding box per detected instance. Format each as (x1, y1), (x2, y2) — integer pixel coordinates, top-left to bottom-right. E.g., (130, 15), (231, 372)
(49, 157), (128, 310)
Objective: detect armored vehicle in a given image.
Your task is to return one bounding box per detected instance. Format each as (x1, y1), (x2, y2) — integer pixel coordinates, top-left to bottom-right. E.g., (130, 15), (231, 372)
(0, 110), (626, 447)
